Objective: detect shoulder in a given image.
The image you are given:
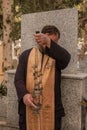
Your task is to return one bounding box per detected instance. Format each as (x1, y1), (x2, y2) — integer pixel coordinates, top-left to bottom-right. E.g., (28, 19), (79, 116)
(19, 48), (32, 59)
(21, 48), (32, 56)
(18, 48), (32, 64)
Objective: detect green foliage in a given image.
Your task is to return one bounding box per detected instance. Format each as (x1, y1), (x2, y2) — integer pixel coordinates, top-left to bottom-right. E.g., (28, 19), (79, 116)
(9, 0), (21, 40)
(1, 0), (87, 40)
(11, 0), (83, 40)
(10, 22), (21, 41)
(0, 80), (7, 97)
(0, 0), (2, 15)
(21, 0), (37, 13)
(62, 0), (83, 7)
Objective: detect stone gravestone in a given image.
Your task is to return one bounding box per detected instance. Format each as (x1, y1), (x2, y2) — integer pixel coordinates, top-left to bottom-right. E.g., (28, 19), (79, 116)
(21, 8), (87, 130)
(21, 8), (78, 74)
(0, 70), (19, 130)
(6, 70), (19, 129)
(79, 56), (87, 72)
(3, 8), (87, 130)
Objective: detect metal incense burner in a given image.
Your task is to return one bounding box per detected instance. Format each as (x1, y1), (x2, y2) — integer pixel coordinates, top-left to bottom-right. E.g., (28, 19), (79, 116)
(32, 62), (43, 114)
(32, 83), (43, 114)
(32, 36), (43, 114)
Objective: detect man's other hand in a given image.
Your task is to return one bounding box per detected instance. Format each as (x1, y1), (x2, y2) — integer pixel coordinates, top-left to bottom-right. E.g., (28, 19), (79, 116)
(34, 33), (51, 49)
(23, 93), (37, 109)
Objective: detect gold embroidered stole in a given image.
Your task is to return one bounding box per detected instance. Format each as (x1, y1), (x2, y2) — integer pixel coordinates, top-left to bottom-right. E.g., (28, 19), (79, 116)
(26, 48), (55, 130)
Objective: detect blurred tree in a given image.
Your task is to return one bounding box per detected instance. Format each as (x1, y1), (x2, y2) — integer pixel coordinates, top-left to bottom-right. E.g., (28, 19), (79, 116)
(0, 0), (3, 39)
(2, 0), (14, 70)
(11, 0), (84, 40)
(1, 0), (86, 41)
(0, 0), (87, 70)
(78, 0), (87, 37)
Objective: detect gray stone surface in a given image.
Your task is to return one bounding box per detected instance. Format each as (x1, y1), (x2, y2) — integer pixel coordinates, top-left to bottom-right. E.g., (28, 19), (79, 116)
(0, 96), (7, 120)
(21, 8), (78, 73)
(0, 124), (19, 130)
(7, 100), (19, 126)
(79, 55), (87, 72)
(6, 70), (19, 127)
(61, 73), (87, 130)
(1, 8), (87, 130)
(3, 70), (87, 130)
(7, 70), (18, 100)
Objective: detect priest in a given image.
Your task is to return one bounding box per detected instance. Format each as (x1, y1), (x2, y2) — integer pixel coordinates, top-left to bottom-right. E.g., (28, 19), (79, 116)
(14, 25), (71, 130)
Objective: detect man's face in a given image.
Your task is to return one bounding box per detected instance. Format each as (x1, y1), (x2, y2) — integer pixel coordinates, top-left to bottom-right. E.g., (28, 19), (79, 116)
(46, 33), (59, 43)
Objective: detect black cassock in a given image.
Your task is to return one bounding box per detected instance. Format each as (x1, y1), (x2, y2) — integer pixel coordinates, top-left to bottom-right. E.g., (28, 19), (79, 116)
(14, 40), (71, 130)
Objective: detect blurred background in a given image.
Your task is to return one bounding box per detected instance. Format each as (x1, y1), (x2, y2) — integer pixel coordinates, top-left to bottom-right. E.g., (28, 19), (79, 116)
(0, 0), (87, 83)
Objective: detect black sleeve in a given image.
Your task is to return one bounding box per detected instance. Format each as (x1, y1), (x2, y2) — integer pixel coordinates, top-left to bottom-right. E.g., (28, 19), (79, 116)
(45, 40), (71, 70)
(14, 50), (31, 101)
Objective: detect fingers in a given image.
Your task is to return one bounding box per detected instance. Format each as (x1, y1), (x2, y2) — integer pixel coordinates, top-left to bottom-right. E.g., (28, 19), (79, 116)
(34, 33), (46, 44)
(23, 94), (38, 109)
(34, 33), (51, 48)
(34, 33), (41, 38)
(28, 99), (37, 109)
(34, 33), (41, 42)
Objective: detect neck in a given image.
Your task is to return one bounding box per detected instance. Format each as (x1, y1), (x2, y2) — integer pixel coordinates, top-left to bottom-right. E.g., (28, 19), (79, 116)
(38, 46), (46, 54)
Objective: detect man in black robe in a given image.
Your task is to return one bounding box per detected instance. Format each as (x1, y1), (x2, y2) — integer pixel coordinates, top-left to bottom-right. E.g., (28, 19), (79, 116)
(14, 25), (71, 130)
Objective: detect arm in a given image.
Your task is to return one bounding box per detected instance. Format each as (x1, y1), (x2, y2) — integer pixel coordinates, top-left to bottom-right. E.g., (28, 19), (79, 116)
(14, 49), (38, 109)
(45, 40), (71, 69)
(14, 50), (30, 101)
(34, 33), (71, 69)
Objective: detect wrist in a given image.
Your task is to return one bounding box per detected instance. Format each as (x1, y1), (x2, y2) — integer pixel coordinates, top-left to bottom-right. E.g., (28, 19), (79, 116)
(46, 38), (51, 48)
